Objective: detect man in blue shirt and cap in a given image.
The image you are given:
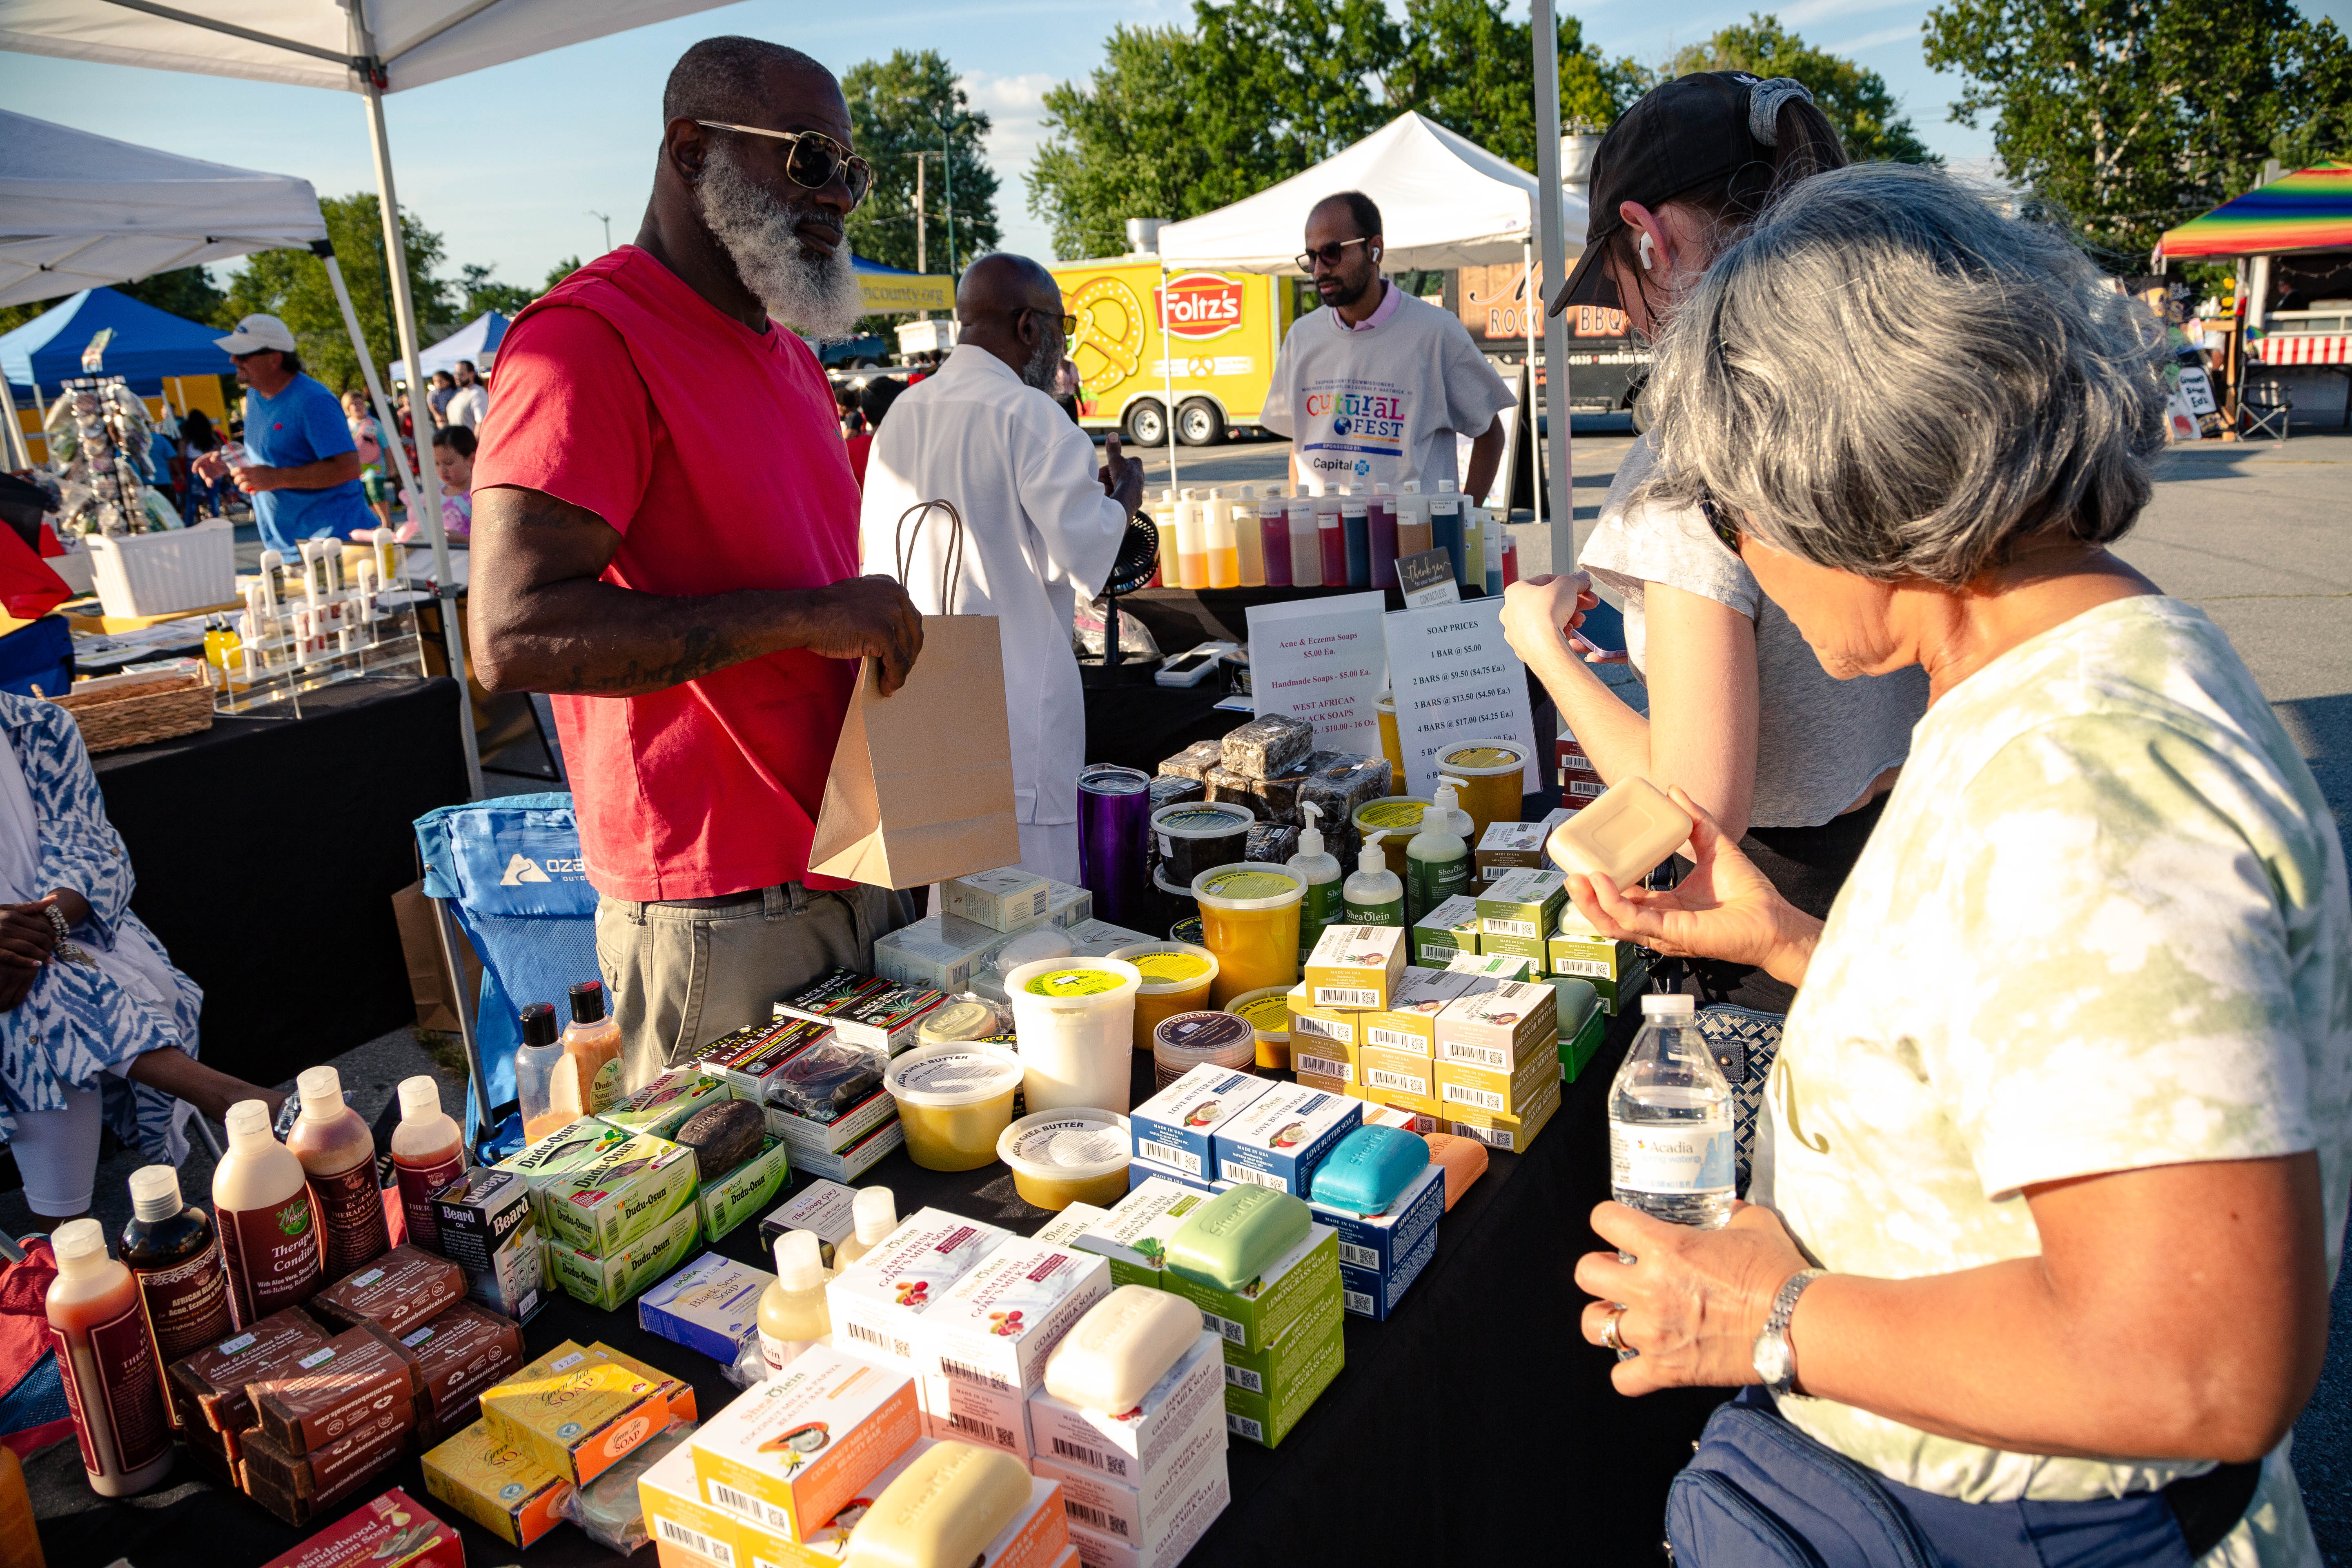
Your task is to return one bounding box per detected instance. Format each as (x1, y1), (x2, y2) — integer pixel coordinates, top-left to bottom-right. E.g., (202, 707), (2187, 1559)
(195, 313), (374, 555)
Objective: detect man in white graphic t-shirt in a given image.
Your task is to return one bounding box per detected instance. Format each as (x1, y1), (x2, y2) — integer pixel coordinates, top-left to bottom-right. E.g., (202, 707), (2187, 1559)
(1262, 190), (1514, 497)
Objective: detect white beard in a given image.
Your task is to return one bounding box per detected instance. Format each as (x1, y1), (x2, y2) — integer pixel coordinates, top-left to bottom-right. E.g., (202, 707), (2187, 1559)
(696, 143), (864, 339)
(1020, 329), (1061, 392)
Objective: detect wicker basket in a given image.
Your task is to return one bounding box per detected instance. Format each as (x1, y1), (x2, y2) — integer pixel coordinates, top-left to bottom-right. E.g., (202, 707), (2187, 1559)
(44, 665), (215, 754)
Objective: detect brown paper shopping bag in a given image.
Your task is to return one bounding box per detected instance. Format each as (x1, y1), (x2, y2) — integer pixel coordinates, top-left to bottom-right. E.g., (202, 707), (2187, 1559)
(808, 501), (1022, 889)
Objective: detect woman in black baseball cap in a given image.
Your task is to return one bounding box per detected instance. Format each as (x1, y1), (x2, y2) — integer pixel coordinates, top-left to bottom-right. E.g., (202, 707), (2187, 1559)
(1501, 72), (1927, 1012)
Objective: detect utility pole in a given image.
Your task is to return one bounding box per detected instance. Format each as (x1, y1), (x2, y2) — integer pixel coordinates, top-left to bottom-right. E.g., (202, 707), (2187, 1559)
(586, 210), (610, 252)
(914, 152), (929, 321)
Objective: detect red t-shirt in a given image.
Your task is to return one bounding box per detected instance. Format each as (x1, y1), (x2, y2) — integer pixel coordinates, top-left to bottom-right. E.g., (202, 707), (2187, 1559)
(843, 432), (873, 490)
(472, 247), (862, 900)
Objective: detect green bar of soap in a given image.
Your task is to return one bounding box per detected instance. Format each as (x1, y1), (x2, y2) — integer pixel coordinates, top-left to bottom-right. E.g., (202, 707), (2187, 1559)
(1164, 1184), (1312, 1292)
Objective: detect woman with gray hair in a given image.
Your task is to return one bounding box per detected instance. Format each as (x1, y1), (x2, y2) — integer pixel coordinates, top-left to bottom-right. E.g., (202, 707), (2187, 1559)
(1564, 162), (2346, 1566)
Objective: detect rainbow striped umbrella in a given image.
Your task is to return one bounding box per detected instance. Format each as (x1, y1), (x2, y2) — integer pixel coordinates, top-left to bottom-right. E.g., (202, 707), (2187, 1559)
(2159, 163), (2352, 261)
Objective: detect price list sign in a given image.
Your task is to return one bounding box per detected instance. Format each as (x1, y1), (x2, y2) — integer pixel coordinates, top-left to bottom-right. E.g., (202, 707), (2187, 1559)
(1382, 598), (1539, 797)
(1245, 591), (1389, 759)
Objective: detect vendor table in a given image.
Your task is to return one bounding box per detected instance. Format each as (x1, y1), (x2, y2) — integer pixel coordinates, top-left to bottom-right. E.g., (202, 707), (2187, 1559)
(27, 1010), (1731, 1568)
(90, 675), (472, 1089)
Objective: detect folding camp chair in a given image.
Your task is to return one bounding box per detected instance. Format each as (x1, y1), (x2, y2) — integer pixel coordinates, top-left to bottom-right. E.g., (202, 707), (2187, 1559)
(413, 793), (600, 1162)
(2241, 377), (2292, 442)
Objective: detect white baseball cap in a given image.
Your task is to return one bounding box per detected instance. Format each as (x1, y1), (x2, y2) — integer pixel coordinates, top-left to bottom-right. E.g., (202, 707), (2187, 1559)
(214, 314), (298, 355)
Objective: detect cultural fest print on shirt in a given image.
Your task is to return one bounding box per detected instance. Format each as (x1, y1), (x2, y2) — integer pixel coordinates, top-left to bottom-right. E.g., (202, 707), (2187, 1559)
(1297, 375), (1412, 485)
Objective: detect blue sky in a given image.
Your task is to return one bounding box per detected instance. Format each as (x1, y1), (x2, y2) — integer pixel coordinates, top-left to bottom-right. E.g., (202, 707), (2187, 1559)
(3, 0), (2348, 302)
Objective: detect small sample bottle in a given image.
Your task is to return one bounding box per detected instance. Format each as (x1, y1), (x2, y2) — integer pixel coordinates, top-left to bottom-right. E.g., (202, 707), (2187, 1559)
(1313, 482), (1347, 586)
(1203, 489), (1241, 588)
(46, 1219), (175, 1497)
(1430, 480), (1466, 586)
(559, 979), (625, 1116)
(214, 1098), (322, 1325)
(1286, 803), (1345, 958)
(1173, 490), (1205, 589)
(514, 1001), (568, 1142)
(1153, 489), (1177, 586)
(829, 1186), (901, 1274)
(757, 1230), (833, 1374)
(1287, 496), (1321, 587)
(1339, 487), (1370, 588)
(1258, 492), (1293, 588)
(1368, 484), (1399, 590)
(390, 1075), (466, 1254)
(120, 1165), (232, 1428)
(1343, 831), (1406, 926)
(1405, 778), (1474, 922)
(285, 1065), (391, 1279)
(1396, 481), (1432, 557)
(1231, 486), (1264, 586)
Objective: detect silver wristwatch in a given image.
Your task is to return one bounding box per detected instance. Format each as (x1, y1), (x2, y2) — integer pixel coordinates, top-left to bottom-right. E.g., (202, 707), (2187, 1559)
(1752, 1267), (1827, 1398)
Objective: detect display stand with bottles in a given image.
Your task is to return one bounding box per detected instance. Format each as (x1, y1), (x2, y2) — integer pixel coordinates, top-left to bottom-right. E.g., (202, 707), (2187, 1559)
(211, 529), (430, 716)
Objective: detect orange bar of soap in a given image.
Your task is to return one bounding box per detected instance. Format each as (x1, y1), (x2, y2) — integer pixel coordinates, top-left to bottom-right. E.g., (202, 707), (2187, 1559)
(1546, 776), (1695, 891)
(1421, 1132), (1489, 1211)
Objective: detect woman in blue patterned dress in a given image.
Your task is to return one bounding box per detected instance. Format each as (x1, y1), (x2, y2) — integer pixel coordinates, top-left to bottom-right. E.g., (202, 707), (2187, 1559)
(1, 692), (283, 1220)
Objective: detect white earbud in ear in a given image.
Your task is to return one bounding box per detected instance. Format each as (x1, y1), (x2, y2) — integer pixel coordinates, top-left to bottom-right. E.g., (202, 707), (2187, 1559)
(1637, 232), (1656, 272)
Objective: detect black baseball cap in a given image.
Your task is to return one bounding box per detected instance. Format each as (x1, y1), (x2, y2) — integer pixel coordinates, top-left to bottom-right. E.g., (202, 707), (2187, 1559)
(1550, 71), (1791, 315)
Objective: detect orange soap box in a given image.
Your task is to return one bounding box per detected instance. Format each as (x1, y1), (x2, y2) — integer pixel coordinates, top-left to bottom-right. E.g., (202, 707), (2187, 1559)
(689, 1343), (920, 1542)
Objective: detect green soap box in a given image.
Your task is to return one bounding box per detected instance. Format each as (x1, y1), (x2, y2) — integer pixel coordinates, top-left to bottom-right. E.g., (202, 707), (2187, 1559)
(695, 1135), (793, 1241)
(535, 1130), (699, 1258)
(1223, 1318), (1344, 1448)
(1409, 895), (1481, 969)
(1219, 1284), (1343, 1400)
(541, 1204), (700, 1311)
(1475, 869), (1566, 942)
(1078, 1178), (1341, 1354)
(1552, 978), (1606, 1081)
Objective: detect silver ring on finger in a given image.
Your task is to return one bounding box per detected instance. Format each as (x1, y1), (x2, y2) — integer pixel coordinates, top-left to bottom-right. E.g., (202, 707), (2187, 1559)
(1602, 1305), (1630, 1356)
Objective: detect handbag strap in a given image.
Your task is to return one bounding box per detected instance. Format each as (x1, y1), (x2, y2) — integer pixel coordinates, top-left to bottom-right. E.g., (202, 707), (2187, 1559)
(893, 499), (966, 614)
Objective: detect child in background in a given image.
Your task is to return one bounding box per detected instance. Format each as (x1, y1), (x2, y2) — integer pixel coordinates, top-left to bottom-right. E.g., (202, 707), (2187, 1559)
(341, 389), (396, 534)
(429, 425), (474, 542)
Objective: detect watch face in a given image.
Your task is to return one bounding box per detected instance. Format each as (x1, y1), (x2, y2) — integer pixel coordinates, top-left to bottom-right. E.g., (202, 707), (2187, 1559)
(1753, 1332), (1793, 1388)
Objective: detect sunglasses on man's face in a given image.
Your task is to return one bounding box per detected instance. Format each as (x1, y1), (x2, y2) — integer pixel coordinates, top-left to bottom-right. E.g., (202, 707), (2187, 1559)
(1021, 308), (1078, 336)
(1698, 494), (1742, 555)
(1296, 236), (1374, 272)
(694, 120), (873, 206)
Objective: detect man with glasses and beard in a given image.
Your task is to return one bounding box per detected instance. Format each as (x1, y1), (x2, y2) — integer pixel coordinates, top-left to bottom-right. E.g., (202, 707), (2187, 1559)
(468, 36), (924, 1085)
(858, 254), (1145, 883)
(1265, 191), (1513, 502)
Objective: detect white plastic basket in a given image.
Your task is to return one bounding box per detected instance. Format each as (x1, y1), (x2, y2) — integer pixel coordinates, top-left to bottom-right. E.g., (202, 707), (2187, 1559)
(85, 518), (236, 619)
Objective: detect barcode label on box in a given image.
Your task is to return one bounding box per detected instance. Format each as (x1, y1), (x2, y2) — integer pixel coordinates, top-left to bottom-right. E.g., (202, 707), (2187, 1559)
(1219, 1161), (1290, 1193)
(709, 1478), (793, 1532)
(1344, 1288), (1375, 1316)
(1570, 779), (1606, 797)
(1553, 957), (1610, 978)
(1338, 1241), (1379, 1269)
(1486, 918), (1538, 939)
(1443, 1041), (1510, 1068)
(1227, 1413), (1265, 1443)
(1315, 985), (1378, 1009)
(1368, 1067), (1426, 1095)
(1223, 1363), (1263, 1393)
(1051, 1435), (1108, 1470)
(1293, 1051), (1350, 1083)
(657, 1516), (736, 1568)
(1292, 1012), (1348, 1042)
(1136, 1139), (1202, 1176)
(1417, 941), (1461, 963)
(1443, 1081), (1507, 1111)
(941, 1356), (1013, 1392)
(1367, 1025), (1421, 1051)
(1065, 1499), (1127, 1537)
(945, 1410), (1016, 1447)
(846, 1320), (912, 1360)
(1204, 1310), (1246, 1344)
(1452, 1120), (1512, 1147)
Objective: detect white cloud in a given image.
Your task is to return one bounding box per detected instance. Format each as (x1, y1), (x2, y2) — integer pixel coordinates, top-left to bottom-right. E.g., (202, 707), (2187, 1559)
(1830, 22), (1924, 52)
(1773, 0), (1913, 24)
(961, 70), (1059, 260)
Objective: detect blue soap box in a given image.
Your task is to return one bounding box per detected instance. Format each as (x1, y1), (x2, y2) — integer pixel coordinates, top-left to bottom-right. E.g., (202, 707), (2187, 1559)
(1211, 1083), (1362, 1196)
(1130, 1063), (1275, 1183)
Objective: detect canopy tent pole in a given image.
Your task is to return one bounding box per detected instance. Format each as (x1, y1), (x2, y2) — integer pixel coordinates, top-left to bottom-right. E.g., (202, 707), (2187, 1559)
(316, 243), (422, 507)
(1531, 0), (1576, 575)
(1160, 266), (1179, 490)
(1523, 239), (1543, 531)
(0, 375), (30, 470)
(354, 13), (481, 800)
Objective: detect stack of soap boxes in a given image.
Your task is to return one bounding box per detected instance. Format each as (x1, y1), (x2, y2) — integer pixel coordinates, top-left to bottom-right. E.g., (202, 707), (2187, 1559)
(494, 1120), (702, 1309)
(683, 1011), (904, 1186)
(873, 866), (1098, 991)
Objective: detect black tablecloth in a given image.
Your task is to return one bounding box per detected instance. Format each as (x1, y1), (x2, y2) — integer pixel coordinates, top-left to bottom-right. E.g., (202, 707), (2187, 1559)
(91, 676), (472, 1088)
(28, 1012), (1732, 1567)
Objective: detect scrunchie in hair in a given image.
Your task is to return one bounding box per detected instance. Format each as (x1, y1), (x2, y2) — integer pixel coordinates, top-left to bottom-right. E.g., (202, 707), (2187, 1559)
(1747, 77), (1814, 145)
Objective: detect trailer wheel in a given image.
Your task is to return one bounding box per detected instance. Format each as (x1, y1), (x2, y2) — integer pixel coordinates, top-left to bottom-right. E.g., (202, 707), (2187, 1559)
(1125, 399), (1168, 447)
(1176, 398), (1225, 447)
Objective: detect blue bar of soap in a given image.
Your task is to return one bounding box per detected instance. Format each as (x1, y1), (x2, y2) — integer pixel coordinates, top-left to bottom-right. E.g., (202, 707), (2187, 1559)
(1165, 1184), (1312, 1292)
(1309, 1125), (1432, 1216)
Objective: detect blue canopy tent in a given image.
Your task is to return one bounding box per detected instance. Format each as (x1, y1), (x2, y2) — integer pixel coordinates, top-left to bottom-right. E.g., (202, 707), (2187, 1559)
(387, 308), (509, 385)
(1, 285), (232, 402)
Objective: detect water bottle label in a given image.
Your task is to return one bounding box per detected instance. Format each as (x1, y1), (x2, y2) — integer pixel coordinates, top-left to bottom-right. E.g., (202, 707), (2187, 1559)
(1610, 1118), (1734, 1194)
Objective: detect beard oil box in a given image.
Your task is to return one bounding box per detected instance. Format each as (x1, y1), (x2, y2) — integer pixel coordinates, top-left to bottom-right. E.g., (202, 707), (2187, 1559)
(1127, 1065), (1274, 1183)
(430, 1166), (545, 1323)
(913, 1238), (1113, 1458)
(1027, 1329), (1225, 1491)
(1316, 1166), (1443, 1321)
(689, 1345), (920, 1542)
(1409, 895), (1481, 968)
(1209, 1083), (1361, 1196)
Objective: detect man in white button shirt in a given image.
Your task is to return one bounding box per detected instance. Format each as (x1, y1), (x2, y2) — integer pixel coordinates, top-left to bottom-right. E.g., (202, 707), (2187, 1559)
(860, 254), (1144, 881)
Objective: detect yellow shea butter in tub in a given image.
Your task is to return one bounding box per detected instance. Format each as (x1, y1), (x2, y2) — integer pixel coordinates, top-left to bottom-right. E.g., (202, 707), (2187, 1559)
(1222, 986), (1293, 1071)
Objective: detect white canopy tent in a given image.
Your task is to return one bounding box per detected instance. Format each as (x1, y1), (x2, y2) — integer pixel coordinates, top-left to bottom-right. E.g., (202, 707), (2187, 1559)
(1, 0), (742, 793)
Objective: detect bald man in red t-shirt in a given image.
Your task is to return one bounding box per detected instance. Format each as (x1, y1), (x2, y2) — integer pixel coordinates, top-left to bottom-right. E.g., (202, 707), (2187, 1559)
(470, 36), (920, 1086)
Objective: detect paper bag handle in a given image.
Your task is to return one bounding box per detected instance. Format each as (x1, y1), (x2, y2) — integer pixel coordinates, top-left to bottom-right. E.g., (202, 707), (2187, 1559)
(894, 499), (967, 614)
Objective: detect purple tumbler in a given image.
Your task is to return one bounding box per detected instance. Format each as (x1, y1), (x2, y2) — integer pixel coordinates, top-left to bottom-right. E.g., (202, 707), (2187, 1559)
(1078, 764), (1154, 928)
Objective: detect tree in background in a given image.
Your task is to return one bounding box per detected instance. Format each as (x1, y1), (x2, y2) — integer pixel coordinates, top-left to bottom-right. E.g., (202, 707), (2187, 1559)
(544, 256), (584, 292)
(1925, 0), (2352, 267)
(455, 263), (537, 318)
(223, 193), (453, 392)
(1667, 14), (1936, 164)
(1029, 0), (1643, 261)
(842, 49), (1000, 274)
(0, 265), (228, 337)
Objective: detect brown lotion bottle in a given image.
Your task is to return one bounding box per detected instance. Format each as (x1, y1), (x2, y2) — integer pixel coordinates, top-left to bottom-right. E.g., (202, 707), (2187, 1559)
(46, 1218), (175, 1497)
(391, 1075), (466, 1253)
(557, 980), (624, 1117)
(120, 1165), (232, 1428)
(285, 1065), (390, 1278)
(214, 1098), (323, 1324)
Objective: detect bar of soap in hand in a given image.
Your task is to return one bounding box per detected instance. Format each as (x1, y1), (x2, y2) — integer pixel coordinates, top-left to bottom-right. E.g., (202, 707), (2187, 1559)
(1044, 1285), (1205, 1414)
(1547, 776), (1696, 892)
(1164, 1183), (1312, 1292)
(842, 1440), (1033, 1568)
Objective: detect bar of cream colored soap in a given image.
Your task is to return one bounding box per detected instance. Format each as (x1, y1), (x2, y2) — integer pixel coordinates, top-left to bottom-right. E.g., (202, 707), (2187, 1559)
(1163, 1183), (1313, 1292)
(1043, 1285), (1205, 1415)
(1546, 775), (1696, 891)
(841, 1439), (1034, 1568)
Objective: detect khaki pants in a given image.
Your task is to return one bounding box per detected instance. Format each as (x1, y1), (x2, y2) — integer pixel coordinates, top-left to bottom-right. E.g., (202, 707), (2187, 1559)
(596, 882), (906, 1089)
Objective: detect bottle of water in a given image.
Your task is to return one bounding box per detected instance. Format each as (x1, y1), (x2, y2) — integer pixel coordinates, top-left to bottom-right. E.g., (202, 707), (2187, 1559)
(1608, 994), (1735, 1250)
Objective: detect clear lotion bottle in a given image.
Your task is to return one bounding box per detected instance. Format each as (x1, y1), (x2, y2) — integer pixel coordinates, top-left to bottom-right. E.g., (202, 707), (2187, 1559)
(758, 1230), (833, 1373)
(1287, 802), (1345, 956)
(829, 1186), (900, 1274)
